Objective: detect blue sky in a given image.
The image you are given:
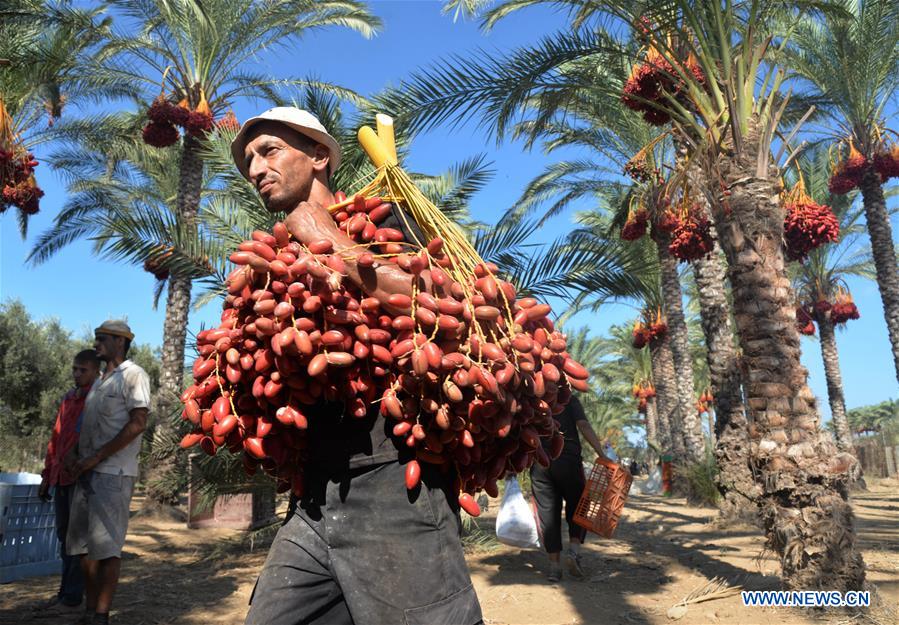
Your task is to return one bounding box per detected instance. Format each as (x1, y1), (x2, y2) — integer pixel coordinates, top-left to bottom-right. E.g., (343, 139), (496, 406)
(2, 1), (897, 423)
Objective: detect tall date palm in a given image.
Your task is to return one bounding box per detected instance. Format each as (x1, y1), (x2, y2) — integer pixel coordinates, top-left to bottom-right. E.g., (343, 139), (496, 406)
(788, 0), (899, 385)
(790, 151), (881, 452)
(398, 0), (865, 590)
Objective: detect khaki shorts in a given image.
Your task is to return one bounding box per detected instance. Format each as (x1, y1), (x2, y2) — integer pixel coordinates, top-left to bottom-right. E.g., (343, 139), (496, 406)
(66, 471), (135, 560)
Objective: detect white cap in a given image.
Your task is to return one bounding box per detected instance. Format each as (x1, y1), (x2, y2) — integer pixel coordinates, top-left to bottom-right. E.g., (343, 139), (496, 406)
(230, 107), (342, 179)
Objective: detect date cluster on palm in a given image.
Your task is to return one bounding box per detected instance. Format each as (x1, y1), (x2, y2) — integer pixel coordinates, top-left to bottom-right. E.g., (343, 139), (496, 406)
(829, 139), (899, 194)
(620, 208), (649, 241)
(142, 91), (214, 148)
(665, 211), (714, 261)
(782, 181), (839, 261)
(631, 312), (667, 349)
(631, 381), (656, 413)
(179, 193), (589, 515)
(0, 99), (43, 215)
(797, 290), (860, 334)
(623, 194), (715, 262)
(620, 45), (705, 127)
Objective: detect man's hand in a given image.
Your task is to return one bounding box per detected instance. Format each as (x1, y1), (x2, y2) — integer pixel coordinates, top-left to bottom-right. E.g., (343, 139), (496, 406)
(284, 201), (341, 247)
(38, 478), (51, 502)
(73, 455), (101, 478)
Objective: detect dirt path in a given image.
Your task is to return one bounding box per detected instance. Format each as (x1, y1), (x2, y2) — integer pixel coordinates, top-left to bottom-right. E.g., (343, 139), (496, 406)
(2, 478), (896, 625)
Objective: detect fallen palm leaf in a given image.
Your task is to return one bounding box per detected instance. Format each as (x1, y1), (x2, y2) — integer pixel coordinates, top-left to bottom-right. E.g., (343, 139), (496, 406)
(666, 577), (743, 620)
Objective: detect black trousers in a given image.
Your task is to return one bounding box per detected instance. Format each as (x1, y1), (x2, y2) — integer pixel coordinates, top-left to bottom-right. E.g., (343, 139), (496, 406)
(530, 455), (587, 553)
(54, 484), (84, 605)
(245, 460), (482, 625)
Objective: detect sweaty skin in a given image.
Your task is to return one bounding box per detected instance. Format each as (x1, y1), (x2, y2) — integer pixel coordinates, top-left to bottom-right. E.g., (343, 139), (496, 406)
(243, 121), (429, 310)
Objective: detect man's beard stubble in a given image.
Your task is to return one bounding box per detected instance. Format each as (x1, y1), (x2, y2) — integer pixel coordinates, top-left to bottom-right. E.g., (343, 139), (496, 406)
(262, 177), (313, 214)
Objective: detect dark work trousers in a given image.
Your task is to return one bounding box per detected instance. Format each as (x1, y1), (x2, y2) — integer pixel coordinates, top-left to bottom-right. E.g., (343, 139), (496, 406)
(54, 484), (84, 606)
(530, 455), (587, 554)
(245, 460), (483, 625)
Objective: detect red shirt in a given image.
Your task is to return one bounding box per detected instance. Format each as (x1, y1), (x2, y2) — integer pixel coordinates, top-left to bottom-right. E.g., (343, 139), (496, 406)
(42, 385), (91, 486)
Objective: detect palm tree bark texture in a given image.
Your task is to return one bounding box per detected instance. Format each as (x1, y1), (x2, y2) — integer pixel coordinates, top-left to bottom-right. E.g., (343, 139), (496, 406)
(708, 117), (865, 590)
(649, 335), (683, 463)
(813, 310), (853, 453)
(147, 135), (205, 505)
(644, 395), (660, 464)
(692, 234), (760, 517)
(654, 234), (704, 462)
(857, 167), (899, 385)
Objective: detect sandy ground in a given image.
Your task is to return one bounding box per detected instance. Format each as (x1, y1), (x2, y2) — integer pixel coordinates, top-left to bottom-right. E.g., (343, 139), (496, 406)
(1, 478), (896, 625)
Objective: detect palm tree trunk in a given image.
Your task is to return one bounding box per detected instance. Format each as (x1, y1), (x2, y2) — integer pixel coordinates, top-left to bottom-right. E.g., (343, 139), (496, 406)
(857, 167), (899, 385)
(644, 395), (660, 464)
(146, 135), (204, 506)
(707, 117), (864, 591)
(655, 237), (704, 462)
(649, 335), (685, 463)
(692, 240), (759, 517)
(815, 312), (852, 452)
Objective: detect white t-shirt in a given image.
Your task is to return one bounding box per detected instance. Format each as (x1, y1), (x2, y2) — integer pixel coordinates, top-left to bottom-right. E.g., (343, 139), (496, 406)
(78, 360), (151, 477)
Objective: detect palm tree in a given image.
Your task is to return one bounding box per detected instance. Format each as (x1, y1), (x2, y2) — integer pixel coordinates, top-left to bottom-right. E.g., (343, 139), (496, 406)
(586, 323), (663, 461)
(788, 0), (899, 385)
(44, 0), (380, 504)
(789, 151), (880, 452)
(393, 0), (864, 589)
(393, 3), (750, 487)
(847, 398), (898, 437)
(566, 210), (686, 464)
(0, 0), (108, 234)
(495, 65), (705, 464)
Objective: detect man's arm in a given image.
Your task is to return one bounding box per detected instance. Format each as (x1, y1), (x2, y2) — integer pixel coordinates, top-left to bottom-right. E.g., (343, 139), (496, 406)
(73, 408), (147, 477)
(39, 396), (68, 499)
(576, 420), (607, 459)
(285, 202), (432, 308)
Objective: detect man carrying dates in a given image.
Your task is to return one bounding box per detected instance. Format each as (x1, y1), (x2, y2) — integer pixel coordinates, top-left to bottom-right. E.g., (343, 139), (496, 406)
(232, 107), (483, 625)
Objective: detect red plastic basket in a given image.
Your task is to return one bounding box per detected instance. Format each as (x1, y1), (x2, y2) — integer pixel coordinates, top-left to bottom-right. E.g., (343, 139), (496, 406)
(573, 457), (633, 538)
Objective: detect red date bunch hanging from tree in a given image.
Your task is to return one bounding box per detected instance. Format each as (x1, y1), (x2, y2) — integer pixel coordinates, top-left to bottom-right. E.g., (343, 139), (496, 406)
(795, 305), (816, 336)
(142, 86), (215, 148)
(620, 36), (706, 127)
(782, 179), (839, 261)
(872, 141), (899, 182)
(631, 311), (667, 349)
(620, 206), (649, 241)
(828, 140), (868, 195)
(632, 380), (655, 413)
(0, 99), (43, 215)
(667, 205), (713, 261)
(179, 194), (589, 514)
(830, 290), (860, 325)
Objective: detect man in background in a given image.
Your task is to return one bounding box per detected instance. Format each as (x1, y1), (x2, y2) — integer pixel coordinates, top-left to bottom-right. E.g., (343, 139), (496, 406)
(530, 394), (610, 583)
(67, 320), (150, 625)
(34, 350), (101, 618)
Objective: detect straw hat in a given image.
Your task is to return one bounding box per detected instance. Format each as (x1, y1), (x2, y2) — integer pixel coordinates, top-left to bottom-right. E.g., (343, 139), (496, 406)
(94, 319), (134, 341)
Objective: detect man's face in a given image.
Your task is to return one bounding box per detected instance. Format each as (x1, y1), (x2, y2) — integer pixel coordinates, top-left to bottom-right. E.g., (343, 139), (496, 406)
(93, 333), (122, 361)
(243, 122), (328, 212)
(72, 360), (99, 387)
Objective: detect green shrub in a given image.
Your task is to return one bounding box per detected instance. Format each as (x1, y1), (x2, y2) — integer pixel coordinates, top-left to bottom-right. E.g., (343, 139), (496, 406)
(680, 450), (720, 507)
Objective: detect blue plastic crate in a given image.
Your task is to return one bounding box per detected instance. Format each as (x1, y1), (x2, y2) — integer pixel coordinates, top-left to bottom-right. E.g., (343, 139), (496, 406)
(0, 473), (62, 583)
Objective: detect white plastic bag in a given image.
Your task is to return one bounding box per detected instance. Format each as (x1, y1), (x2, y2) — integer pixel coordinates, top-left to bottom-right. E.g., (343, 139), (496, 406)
(495, 476), (541, 549)
(639, 467), (662, 495)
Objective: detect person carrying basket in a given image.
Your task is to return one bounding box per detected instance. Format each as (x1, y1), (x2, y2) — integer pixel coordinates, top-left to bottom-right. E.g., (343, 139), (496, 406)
(529, 394), (608, 582)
